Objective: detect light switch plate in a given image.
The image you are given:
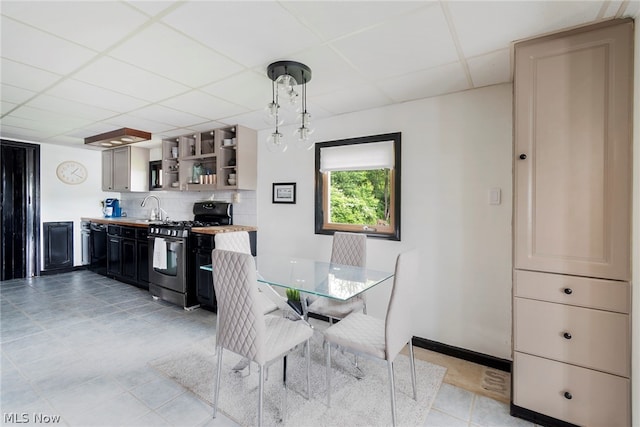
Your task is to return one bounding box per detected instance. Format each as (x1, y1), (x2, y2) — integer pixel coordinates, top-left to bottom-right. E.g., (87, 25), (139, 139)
(489, 188), (501, 205)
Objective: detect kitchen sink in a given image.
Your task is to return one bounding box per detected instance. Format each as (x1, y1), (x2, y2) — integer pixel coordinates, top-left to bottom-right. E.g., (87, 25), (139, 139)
(134, 219), (164, 224)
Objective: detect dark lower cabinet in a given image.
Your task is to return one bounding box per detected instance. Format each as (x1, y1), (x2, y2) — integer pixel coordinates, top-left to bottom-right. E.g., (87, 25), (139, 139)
(103, 224), (149, 289)
(43, 221), (73, 271)
(106, 226), (122, 277)
(136, 229), (149, 289)
(189, 231), (256, 312)
(191, 233), (215, 311)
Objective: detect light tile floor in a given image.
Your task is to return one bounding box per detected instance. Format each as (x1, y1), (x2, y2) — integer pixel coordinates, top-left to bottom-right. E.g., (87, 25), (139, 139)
(1, 271), (537, 427)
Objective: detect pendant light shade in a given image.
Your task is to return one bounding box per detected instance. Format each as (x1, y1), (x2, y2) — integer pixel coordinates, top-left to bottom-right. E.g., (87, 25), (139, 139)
(266, 60), (314, 152)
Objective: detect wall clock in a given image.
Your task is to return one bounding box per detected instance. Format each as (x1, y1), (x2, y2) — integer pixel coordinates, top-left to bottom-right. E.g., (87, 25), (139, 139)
(56, 161), (88, 185)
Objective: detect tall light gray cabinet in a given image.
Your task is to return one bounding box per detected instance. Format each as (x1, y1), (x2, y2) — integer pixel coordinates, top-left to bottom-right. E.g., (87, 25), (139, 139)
(512, 19), (633, 426)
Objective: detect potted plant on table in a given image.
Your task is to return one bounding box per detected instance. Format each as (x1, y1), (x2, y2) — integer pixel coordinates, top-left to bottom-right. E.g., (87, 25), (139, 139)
(286, 288), (303, 316)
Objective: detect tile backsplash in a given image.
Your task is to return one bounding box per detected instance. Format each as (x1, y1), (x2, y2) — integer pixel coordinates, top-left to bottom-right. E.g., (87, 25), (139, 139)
(118, 190), (256, 226)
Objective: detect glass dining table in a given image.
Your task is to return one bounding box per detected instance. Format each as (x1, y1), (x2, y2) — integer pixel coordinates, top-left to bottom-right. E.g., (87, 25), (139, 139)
(201, 253), (395, 317)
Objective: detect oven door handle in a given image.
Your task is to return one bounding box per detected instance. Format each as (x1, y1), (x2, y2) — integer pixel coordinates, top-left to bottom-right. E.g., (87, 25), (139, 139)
(149, 236), (185, 245)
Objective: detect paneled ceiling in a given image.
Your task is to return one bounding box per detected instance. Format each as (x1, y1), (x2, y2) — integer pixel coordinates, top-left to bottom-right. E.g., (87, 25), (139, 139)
(1, 1), (638, 149)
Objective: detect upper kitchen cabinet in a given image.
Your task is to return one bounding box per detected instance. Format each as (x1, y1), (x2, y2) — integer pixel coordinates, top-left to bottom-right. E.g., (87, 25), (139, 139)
(102, 146), (150, 192)
(513, 19), (633, 281)
(160, 125), (256, 192)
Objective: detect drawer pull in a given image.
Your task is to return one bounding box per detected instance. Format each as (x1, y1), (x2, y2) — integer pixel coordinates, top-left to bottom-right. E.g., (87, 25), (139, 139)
(564, 391), (573, 400)
(563, 332), (572, 340)
(563, 288), (573, 295)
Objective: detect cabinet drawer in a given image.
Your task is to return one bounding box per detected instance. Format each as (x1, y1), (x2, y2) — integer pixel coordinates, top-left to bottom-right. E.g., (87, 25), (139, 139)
(122, 227), (136, 239)
(513, 352), (629, 427)
(514, 270), (629, 313)
(514, 298), (629, 377)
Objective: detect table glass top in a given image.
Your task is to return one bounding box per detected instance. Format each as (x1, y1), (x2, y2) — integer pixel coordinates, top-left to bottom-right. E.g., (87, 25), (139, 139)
(255, 255), (393, 301)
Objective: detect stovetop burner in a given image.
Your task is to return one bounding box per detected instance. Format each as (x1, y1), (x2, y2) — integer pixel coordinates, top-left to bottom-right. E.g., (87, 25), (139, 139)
(148, 201), (232, 239)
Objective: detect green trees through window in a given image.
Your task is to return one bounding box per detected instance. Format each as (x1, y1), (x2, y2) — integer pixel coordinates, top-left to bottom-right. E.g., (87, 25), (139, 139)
(328, 169), (391, 226)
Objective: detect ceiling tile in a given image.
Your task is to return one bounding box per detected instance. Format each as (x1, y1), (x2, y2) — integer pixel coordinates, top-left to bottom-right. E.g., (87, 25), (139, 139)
(1, 84), (36, 104)
(1, 1), (149, 51)
(73, 57), (189, 102)
(125, 0), (180, 17)
(0, 59), (62, 92)
(160, 90), (248, 121)
(26, 94), (121, 121)
(377, 62), (470, 103)
(467, 49), (511, 88)
(201, 70), (270, 111)
(330, 4), (458, 80)
(280, 1), (429, 41)
(8, 105), (92, 129)
(2, 101), (17, 115)
(129, 104), (208, 128)
(103, 114), (176, 134)
(0, 16), (96, 75)
(286, 45), (363, 97)
(448, 1), (603, 57)
(311, 83), (391, 115)
(109, 23), (243, 88)
(46, 79), (148, 112)
(161, 1), (321, 68)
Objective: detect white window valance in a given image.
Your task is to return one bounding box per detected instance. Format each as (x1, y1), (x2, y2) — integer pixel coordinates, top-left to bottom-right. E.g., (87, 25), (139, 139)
(320, 140), (394, 172)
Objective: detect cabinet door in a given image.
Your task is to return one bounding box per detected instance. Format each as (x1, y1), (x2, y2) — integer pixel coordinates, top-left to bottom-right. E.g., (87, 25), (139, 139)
(513, 21), (632, 281)
(194, 249), (216, 310)
(121, 238), (136, 280)
(113, 147), (131, 191)
(106, 236), (121, 276)
(137, 240), (149, 287)
(102, 150), (113, 191)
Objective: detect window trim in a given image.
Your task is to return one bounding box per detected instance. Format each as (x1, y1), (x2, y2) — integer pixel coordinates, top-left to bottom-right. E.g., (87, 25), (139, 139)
(314, 132), (401, 241)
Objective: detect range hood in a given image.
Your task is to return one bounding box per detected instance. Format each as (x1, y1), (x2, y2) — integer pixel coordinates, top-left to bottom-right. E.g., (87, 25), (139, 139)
(84, 128), (151, 148)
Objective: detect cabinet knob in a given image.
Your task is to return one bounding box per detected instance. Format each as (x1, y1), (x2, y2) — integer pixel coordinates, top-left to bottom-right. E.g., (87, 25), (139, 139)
(563, 288), (573, 295)
(564, 391), (573, 400)
(519, 153), (527, 160)
(563, 332), (572, 340)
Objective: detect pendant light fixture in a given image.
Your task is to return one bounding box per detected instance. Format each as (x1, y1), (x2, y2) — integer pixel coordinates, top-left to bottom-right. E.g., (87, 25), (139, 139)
(266, 60), (313, 152)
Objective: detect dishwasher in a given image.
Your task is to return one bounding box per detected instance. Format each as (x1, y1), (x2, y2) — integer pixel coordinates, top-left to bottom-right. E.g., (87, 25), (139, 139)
(81, 221), (91, 266)
(89, 222), (107, 275)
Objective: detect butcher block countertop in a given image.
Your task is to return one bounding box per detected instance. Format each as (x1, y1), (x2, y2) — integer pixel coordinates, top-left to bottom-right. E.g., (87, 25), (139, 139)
(191, 225), (257, 234)
(82, 218), (256, 234)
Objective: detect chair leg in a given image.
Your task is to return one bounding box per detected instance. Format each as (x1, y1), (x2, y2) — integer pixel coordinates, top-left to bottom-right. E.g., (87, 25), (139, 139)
(387, 360), (397, 427)
(326, 342), (332, 407)
(409, 340), (417, 400)
(258, 365), (265, 427)
(306, 339), (311, 400)
(213, 347), (223, 418)
(281, 357), (287, 423)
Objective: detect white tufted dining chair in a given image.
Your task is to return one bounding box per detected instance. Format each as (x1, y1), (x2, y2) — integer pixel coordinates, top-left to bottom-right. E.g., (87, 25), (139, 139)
(323, 250), (418, 427)
(306, 232), (368, 321)
(211, 249), (313, 427)
(214, 231), (278, 315)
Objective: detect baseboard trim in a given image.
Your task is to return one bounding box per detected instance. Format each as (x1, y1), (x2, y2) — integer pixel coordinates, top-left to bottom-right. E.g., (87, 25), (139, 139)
(412, 337), (512, 372)
(510, 403), (579, 427)
(40, 265), (87, 276)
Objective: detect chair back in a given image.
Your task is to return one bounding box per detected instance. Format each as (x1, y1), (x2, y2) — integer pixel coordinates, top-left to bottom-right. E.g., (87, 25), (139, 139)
(330, 232), (367, 267)
(384, 250), (418, 361)
(212, 249), (267, 364)
(215, 231), (252, 254)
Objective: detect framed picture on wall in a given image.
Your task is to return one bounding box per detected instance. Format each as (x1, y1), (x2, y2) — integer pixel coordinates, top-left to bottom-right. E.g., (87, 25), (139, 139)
(272, 182), (296, 204)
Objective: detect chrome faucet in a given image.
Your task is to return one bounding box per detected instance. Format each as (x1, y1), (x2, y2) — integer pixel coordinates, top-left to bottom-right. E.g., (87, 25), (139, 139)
(141, 195), (162, 221)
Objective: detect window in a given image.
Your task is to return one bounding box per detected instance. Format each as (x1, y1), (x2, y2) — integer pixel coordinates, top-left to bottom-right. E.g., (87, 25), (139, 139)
(315, 132), (401, 240)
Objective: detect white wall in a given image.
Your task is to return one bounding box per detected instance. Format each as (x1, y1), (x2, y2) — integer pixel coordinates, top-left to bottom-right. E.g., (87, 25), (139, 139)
(39, 144), (117, 267)
(257, 84), (513, 359)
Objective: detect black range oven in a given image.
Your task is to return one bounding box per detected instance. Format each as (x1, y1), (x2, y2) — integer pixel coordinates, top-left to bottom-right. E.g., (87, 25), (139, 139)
(148, 201), (232, 309)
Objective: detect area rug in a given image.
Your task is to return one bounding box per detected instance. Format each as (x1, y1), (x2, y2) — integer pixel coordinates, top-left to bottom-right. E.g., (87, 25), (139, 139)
(150, 335), (446, 426)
